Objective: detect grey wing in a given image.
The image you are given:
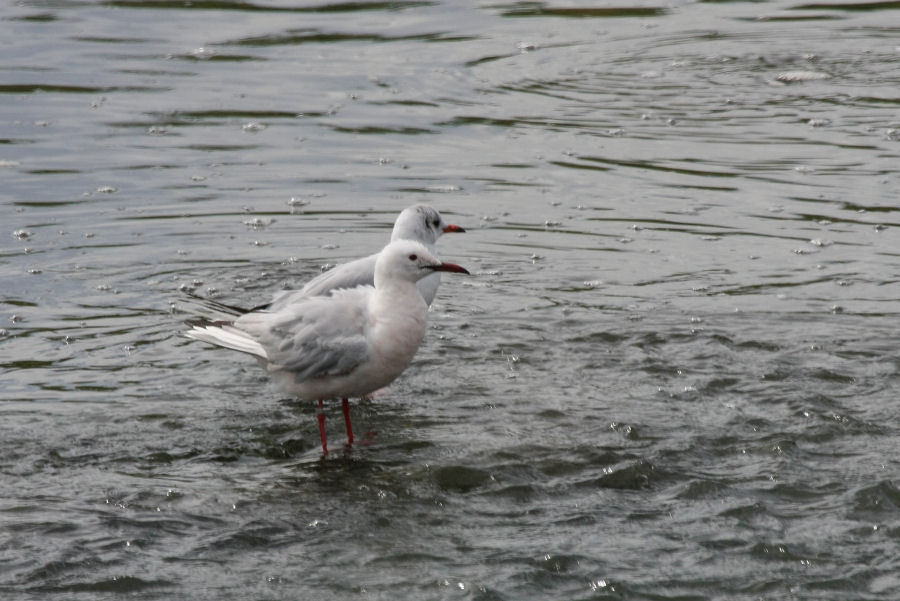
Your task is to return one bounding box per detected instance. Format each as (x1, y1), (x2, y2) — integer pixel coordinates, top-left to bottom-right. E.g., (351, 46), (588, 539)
(299, 254), (378, 297)
(264, 254), (378, 312)
(237, 290), (371, 380)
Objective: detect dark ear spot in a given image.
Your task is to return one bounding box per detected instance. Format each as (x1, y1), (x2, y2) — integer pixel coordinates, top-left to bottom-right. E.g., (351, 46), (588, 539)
(408, 254), (418, 261)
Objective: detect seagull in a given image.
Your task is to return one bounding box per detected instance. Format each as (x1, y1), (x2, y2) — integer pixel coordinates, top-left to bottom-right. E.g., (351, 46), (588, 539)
(184, 239), (470, 455)
(265, 204), (465, 311)
(184, 205), (465, 317)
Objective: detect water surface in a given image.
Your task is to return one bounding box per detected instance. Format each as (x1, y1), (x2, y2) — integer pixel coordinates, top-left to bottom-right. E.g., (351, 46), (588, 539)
(2, 0), (899, 599)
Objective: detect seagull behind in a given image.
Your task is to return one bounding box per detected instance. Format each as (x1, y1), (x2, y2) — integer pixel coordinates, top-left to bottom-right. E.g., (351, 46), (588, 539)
(267, 204), (465, 311)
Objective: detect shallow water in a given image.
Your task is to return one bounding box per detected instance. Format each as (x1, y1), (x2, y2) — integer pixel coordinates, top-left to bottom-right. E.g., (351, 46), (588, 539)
(2, 0), (899, 599)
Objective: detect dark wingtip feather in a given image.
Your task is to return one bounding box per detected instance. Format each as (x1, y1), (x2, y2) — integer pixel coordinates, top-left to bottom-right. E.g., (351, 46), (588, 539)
(182, 291), (255, 315)
(184, 318), (234, 328)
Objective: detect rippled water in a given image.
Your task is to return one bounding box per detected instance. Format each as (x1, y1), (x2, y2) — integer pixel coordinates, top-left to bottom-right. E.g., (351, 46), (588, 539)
(2, 0), (899, 599)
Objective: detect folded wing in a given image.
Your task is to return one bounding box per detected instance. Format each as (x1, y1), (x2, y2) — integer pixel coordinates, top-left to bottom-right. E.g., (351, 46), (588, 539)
(235, 287), (372, 381)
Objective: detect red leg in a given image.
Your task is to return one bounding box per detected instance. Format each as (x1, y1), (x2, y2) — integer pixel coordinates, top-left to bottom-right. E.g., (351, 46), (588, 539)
(342, 398), (354, 447)
(317, 399), (328, 456)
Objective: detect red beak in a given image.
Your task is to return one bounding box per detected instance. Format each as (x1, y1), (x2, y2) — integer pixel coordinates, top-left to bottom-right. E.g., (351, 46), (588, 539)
(442, 224), (466, 233)
(430, 262), (470, 275)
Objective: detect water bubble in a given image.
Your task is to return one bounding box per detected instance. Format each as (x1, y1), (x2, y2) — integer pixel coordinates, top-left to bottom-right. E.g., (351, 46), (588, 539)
(243, 217), (273, 230)
(12, 229), (32, 240)
(808, 119), (830, 127)
(776, 70), (831, 83)
(426, 184), (462, 193)
(27, 268), (41, 274)
(809, 238), (831, 247)
(190, 47), (216, 60)
(96, 186), (117, 194)
(516, 41), (537, 52)
(242, 121), (266, 133)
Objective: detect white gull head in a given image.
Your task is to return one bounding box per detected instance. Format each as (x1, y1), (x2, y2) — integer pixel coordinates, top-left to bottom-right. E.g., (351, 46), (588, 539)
(390, 204), (465, 250)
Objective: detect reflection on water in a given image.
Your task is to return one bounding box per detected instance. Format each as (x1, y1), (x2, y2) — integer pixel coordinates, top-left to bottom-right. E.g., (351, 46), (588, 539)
(1, 0), (899, 599)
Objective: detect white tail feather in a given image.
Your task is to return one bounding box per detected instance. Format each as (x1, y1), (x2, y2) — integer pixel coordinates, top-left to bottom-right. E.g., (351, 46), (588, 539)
(185, 324), (268, 359)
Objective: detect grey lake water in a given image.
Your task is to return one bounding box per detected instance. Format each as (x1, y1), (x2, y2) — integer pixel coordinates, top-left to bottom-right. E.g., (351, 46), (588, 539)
(2, 0), (899, 599)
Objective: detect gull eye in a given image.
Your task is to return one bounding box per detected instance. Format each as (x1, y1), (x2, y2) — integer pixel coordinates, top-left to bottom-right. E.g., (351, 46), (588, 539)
(408, 254), (418, 261)
(431, 219), (440, 228)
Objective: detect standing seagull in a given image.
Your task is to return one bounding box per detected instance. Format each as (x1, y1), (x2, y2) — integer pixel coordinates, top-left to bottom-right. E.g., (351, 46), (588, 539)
(184, 240), (470, 455)
(265, 204), (464, 311)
